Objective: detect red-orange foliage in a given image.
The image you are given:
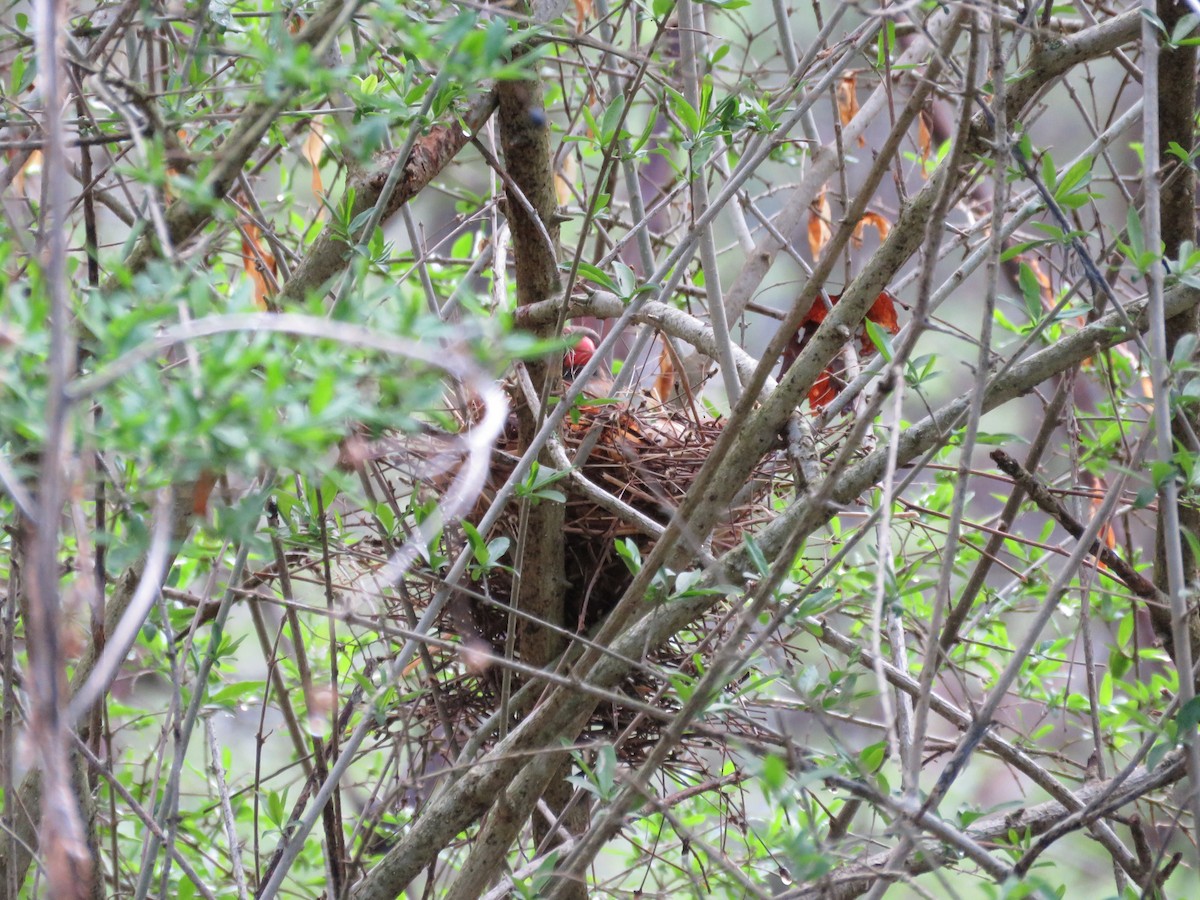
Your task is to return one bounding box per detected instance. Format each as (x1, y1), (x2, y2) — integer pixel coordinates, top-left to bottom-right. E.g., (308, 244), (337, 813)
(780, 290), (900, 411)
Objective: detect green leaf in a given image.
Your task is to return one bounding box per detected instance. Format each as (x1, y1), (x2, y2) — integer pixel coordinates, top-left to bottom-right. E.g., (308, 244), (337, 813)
(1172, 333), (1198, 367)
(1146, 736), (1172, 772)
(1018, 262), (1044, 321)
(743, 534), (768, 577)
(320, 477), (339, 510)
(630, 106), (659, 155)
(664, 85), (700, 134)
(1000, 240), (1047, 262)
(1140, 8), (1167, 35)
(309, 368), (334, 415)
(1117, 612), (1135, 648)
(374, 501), (395, 535)
(1178, 696), (1200, 736)
(1171, 12), (1199, 44)
(348, 207), (376, 236)
(761, 753), (787, 791)
(594, 744), (617, 796)
(580, 102), (600, 143)
(1167, 140), (1198, 163)
(1150, 460), (1178, 489)
(207, 680), (267, 707)
(599, 94), (626, 144)
(264, 789), (289, 829)
(615, 536), (642, 574)
(1040, 151), (1056, 194)
(1126, 207), (1145, 259)
(876, 20), (896, 68)
(1016, 131), (1034, 164)
(462, 520), (487, 566)
(486, 536), (510, 564)
(864, 319), (893, 361)
(859, 740), (887, 772)
(572, 261), (617, 293)
(1133, 485), (1157, 510)
(1054, 156), (1092, 199)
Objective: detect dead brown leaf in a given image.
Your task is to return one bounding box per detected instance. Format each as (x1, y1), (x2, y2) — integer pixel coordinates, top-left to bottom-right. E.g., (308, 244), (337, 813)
(574, 0), (593, 31)
(240, 216), (278, 310)
(651, 342), (675, 405)
(8, 149), (41, 196)
(554, 152), (576, 207)
(302, 120), (327, 203)
(918, 109), (932, 177)
(808, 188), (832, 261)
(837, 73), (865, 147)
(852, 211), (891, 248)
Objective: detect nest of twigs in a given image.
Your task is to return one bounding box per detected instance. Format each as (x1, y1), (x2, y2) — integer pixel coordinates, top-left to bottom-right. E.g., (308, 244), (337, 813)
(375, 388), (787, 769)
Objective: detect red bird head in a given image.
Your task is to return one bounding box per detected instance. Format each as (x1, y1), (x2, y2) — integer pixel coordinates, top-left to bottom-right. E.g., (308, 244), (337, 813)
(564, 335), (596, 372)
(563, 327), (600, 376)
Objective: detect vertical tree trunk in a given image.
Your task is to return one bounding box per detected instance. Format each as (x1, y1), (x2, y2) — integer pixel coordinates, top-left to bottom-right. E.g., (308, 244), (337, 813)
(497, 74), (568, 672)
(495, 35), (590, 900)
(1152, 0), (1200, 663)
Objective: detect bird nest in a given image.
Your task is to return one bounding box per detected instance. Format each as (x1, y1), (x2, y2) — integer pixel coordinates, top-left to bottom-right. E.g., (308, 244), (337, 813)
(370, 389), (789, 770)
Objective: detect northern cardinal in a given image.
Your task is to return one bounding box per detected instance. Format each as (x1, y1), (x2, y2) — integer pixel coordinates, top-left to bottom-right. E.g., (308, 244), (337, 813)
(562, 326), (614, 397)
(779, 290), (900, 411)
(564, 334), (596, 374)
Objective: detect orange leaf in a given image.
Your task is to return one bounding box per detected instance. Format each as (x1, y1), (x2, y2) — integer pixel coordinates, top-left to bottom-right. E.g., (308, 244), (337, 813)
(857, 290), (900, 355)
(867, 289), (900, 333)
(164, 130), (191, 201)
(1099, 523), (1117, 555)
(192, 469), (219, 517)
(10, 148), (42, 197)
(808, 189), (832, 261)
(302, 120), (326, 201)
(918, 110), (932, 177)
(852, 211), (891, 248)
(574, 0), (593, 31)
(1087, 475), (1117, 569)
(554, 153), (576, 207)
(240, 218), (278, 310)
(808, 371), (838, 411)
(836, 73), (865, 147)
(651, 342), (675, 405)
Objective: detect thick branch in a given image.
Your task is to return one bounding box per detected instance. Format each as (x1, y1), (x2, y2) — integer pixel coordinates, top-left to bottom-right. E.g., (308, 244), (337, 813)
(513, 291), (775, 389)
(442, 41), (577, 900)
(280, 90), (498, 303)
(1153, 0), (1200, 650)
